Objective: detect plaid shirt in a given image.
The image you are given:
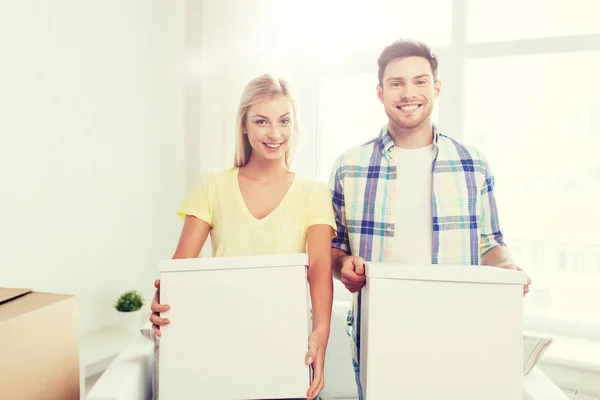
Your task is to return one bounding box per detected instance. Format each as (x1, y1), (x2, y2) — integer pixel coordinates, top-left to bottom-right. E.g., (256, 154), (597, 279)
(328, 124), (506, 365)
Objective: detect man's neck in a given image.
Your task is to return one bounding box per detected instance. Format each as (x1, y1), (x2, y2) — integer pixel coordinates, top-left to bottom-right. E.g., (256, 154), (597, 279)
(388, 120), (434, 149)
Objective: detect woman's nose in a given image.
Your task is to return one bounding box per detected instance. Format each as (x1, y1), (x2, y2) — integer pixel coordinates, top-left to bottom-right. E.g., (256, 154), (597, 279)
(266, 127), (281, 140)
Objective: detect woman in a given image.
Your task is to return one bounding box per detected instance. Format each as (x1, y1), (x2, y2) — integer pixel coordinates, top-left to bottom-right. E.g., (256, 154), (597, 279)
(150, 74), (335, 400)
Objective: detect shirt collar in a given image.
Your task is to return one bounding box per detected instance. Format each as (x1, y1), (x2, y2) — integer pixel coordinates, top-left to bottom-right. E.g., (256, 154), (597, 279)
(377, 123), (440, 155)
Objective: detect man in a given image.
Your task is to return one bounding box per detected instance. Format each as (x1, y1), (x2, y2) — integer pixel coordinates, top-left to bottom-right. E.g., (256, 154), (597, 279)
(328, 39), (531, 399)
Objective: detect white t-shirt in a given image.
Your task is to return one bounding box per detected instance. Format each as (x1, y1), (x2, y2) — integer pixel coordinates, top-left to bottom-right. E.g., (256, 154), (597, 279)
(392, 144), (434, 264)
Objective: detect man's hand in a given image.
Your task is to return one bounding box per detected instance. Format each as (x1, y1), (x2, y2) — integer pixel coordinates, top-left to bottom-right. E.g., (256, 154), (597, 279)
(498, 264), (531, 296)
(340, 255), (367, 293)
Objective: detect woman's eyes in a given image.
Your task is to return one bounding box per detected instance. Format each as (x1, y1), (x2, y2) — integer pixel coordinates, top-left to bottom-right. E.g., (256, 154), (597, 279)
(254, 119), (291, 126)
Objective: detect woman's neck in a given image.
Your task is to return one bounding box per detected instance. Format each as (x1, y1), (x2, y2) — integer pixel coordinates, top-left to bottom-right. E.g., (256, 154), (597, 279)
(240, 156), (289, 181)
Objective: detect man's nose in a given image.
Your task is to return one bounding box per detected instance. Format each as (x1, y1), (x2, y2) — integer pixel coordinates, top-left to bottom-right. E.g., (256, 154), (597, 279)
(399, 83), (416, 100)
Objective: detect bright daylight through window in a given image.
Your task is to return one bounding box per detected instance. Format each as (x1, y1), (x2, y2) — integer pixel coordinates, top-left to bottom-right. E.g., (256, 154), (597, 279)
(312, 0), (600, 339)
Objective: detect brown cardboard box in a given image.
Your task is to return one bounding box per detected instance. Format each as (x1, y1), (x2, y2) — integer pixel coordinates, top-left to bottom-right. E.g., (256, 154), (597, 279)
(0, 287), (80, 400)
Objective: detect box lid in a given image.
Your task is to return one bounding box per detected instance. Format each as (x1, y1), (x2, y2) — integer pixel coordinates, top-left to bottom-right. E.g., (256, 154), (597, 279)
(159, 253), (308, 273)
(0, 288), (32, 305)
(0, 288), (73, 323)
(366, 263), (528, 285)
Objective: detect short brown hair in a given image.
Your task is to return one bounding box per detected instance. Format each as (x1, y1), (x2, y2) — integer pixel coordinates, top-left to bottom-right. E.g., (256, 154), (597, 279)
(377, 39), (439, 85)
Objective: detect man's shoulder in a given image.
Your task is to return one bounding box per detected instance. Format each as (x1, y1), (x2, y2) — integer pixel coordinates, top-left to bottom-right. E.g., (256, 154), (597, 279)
(437, 133), (488, 163)
(332, 136), (380, 169)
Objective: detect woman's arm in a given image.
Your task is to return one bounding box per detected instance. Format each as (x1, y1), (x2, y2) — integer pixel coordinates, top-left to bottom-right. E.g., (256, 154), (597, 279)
(172, 215), (211, 258)
(150, 215), (211, 335)
(305, 223), (334, 399)
(306, 224), (334, 340)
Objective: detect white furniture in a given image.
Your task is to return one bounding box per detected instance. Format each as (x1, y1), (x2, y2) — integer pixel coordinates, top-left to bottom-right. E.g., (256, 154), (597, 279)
(86, 284), (568, 400)
(84, 334), (154, 400)
(360, 263), (527, 400)
(158, 253), (311, 400)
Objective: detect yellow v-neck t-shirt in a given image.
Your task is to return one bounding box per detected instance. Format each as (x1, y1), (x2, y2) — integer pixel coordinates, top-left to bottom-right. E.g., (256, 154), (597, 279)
(176, 168), (336, 257)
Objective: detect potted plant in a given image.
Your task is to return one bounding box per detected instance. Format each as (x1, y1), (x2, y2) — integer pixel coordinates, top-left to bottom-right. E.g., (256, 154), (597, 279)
(114, 290), (145, 334)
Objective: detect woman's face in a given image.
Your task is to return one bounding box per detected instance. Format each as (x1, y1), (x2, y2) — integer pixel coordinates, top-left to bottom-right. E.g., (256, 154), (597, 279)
(243, 95), (294, 164)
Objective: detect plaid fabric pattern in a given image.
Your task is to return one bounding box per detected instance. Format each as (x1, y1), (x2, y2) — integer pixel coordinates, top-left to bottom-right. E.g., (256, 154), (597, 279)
(328, 124), (506, 366)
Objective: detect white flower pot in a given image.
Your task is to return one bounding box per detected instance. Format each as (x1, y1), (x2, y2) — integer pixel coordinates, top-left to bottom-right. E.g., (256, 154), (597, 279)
(117, 309), (143, 335)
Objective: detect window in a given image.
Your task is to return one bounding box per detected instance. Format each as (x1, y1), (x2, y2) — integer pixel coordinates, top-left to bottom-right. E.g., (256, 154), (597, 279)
(297, 0), (600, 339)
(464, 51), (600, 333)
(467, 0), (600, 43)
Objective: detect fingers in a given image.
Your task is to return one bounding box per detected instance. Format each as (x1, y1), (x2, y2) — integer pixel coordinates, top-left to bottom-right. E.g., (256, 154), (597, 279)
(341, 257), (366, 283)
(150, 313), (170, 338)
(352, 257), (366, 276)
(150, 301), (170, 313)
(306, 351), (324, 399)
(154, 279), (161, 290)
(343, 282), (366, 293)
(341, 256), (367, 293)
(513, 267), (532, 296)
(150, 287), (170, 313)
(305, 349), (315, 365)
(341, 277), (366, 293)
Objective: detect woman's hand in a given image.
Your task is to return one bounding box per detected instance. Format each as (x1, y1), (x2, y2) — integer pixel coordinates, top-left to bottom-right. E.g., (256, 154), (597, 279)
(305, 329), (328, 399)
(149, 279), (170, 336)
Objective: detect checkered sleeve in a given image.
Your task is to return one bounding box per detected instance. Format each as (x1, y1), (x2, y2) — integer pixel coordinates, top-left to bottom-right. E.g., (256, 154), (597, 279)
(479, 156), (506, 256)
(329, 157), (350, 254)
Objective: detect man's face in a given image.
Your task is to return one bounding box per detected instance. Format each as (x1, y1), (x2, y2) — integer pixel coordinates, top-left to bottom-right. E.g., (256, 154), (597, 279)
(377, 56), (441, 131)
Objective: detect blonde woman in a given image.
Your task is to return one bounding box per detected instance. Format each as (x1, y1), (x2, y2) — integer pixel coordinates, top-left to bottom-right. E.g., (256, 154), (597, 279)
(150, 74), (334, 399)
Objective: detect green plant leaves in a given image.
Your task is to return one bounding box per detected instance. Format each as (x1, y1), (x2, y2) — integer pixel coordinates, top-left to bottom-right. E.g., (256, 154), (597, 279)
(114, 290), (144, 312)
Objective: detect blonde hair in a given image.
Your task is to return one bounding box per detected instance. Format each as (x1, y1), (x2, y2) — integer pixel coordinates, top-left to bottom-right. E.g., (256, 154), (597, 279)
(234, 74), (299, 168)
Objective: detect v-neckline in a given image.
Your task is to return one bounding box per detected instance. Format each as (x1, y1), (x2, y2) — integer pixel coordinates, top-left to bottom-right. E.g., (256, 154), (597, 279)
(234, 168), (297, 222)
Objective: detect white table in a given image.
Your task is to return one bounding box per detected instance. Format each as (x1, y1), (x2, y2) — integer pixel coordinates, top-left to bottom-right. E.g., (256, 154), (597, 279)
(523, 367), (569, 400)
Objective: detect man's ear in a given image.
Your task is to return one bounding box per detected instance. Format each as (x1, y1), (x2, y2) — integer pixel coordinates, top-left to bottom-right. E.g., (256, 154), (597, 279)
(434, 79), (442, 100)
(377, 84), (384, 104)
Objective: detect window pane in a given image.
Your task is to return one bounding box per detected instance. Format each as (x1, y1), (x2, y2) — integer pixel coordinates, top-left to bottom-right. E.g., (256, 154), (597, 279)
(467, 0), (599, 43)
(464, 52), (600, 329)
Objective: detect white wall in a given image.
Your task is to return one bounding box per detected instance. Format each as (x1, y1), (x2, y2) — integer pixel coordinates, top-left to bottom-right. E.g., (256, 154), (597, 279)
(190, 0), (322, 179)
(0, 1), (187, 335)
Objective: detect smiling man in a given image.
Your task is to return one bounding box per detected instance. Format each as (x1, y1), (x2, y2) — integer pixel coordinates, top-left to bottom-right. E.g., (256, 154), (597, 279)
(328, 39), (531, 400)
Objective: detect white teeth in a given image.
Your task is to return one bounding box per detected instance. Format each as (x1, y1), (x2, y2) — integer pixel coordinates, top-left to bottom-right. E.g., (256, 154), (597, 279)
(399, 105), (419, 111)
(265, 143), (282, 149)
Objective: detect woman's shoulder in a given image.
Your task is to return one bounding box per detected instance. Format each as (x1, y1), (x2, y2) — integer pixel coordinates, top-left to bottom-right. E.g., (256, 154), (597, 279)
(293, 173), (325, 186)
(196, 167), (236, 184)
(292, 174), (330, 197)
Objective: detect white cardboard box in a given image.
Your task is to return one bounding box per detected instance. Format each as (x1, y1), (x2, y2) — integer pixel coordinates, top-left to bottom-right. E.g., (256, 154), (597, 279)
(360, 263), (527, 400)
(158, 253), (311, 400)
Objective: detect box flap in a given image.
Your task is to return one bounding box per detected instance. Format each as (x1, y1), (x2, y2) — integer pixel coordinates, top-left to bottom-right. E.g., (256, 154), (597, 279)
(160, 253), (308, 273)
(366, 263), (528, 285)
(0, 288), (32, 305)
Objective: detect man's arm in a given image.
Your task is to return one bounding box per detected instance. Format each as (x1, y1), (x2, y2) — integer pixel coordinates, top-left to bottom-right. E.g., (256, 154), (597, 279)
(478, 155), (507, 260)
(481, 245), (514, 267)
(329, 160), (351, 281)
(478, 155), (531, 294)
(332, 248), (349, 280)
